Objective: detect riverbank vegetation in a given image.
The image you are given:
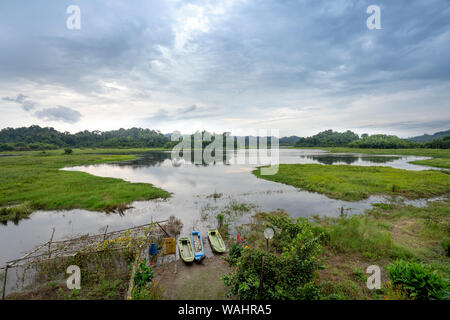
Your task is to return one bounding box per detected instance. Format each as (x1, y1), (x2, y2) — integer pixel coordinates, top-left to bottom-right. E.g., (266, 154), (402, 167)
(223, 199), (449, 300)
(6, 198), (449, 300)
(253, 164), (450, 201)
(0, 151), (169, 224)
(409, 158), (450, 169)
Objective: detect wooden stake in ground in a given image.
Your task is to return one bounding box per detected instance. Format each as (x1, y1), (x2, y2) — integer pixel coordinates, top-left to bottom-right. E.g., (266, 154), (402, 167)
(1, 265), (8, 300)
(258, 256), (265, 300)
(174, 235), (177, 274)
(48, 228), (55, 260)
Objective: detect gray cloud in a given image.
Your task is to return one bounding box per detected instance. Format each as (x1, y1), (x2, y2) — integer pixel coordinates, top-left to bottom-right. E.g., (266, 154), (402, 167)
(35, 106), (82, 123)
(2, 94), (36, 111)
(144, 105), (225, 124)
(357, 119), (450, 130)
(0, 1), (449, 135)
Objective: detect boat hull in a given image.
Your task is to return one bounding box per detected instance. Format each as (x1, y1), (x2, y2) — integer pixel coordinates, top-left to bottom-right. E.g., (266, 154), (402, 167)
(178, 237), (195, 263)
(191, 231), (205, 261)
(208, 229), (226, 253)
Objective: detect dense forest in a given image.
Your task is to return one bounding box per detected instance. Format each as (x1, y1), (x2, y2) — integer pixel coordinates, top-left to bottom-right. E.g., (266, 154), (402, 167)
(348, 134), (417, 149)
(0, 126), (170, 151)
(0, 126), (449, 151)
(295, 130), (359, 147)
(293, 130), (450, 149)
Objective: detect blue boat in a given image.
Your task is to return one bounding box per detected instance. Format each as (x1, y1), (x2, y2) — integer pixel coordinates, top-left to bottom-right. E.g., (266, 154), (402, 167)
(190, 231), (205, 262)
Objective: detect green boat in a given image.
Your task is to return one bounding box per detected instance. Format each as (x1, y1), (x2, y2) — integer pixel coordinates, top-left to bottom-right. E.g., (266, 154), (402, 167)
(178, 237), (195, 263)
(208, 229), (226, 253)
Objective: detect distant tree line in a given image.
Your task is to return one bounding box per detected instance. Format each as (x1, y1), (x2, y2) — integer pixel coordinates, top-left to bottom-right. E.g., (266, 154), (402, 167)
(295, 130), (359, 147)
(292, 129), (450, 149)
(0, 126), (449, 151)
(0, 125), (170, 151)
(348, 134), (417, 149)
(423, 135), (450, 149)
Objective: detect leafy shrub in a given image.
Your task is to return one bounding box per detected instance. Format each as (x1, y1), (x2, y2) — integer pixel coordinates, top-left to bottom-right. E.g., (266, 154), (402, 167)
(264, 214), (325, 252)
(64, 148), (73, 155)
(134, 258), (154, 289)
(382, 281), (410, 300)
(387, 260), (449, 300)
(222, 220), (323, 300)
(224, 235), (246, 266)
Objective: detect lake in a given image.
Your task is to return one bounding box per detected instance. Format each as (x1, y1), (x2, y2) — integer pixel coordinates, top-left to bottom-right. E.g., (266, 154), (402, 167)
(0, 149), (439, 266)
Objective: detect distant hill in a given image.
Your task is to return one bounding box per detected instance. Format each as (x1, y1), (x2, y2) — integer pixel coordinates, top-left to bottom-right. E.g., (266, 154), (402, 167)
(409, 130), (450, 143)
(279, 136), (301, 146)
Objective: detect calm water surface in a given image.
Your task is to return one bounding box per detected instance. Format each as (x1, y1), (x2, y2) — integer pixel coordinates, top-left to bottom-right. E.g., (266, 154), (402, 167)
(0, 149), (440, 266)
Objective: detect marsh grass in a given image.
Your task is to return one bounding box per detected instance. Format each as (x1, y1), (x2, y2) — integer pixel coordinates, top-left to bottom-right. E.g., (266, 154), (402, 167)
(290, 147), (450, 158)
(0, 152), (170, 222)
(253, 164), (450, 201)
(0, 202), (33, 224)
(321, 215), (412, 260)
(410, 158), (450, 169)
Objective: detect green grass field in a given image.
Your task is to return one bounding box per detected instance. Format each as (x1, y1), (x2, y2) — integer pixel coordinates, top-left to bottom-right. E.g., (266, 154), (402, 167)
(288, 147), (450, 158)
(409, 158), (450, 169)
(0, 150), (170, 223)
(253, 164), (450, 201)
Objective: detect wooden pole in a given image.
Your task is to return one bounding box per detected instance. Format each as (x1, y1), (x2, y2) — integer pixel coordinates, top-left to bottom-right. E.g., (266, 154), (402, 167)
(174, 235), (177, 274)
(2, 265), (8, 300)
(48, 228), (55, 259)
(103, 225), (109, 241)
(155, 221), (170, 237)
(258, 257), (265, 300)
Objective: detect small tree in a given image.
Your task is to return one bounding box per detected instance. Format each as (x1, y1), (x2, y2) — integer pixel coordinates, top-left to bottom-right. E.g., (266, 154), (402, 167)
(222, 218), (324, 300)
(64, 148), (73, 155)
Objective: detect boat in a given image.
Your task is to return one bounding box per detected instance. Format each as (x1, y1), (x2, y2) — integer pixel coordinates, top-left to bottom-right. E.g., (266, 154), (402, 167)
(190, 231), (205, 262)
(178, 237), (195, 263)
(207, 229), (226, 253)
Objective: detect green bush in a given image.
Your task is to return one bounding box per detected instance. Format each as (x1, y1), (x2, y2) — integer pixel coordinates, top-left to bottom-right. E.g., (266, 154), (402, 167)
(387, 260), (449, 300)
(134, 258), (154, 289)
(222, 219), (323, 300)
(224, 235), (246, 266)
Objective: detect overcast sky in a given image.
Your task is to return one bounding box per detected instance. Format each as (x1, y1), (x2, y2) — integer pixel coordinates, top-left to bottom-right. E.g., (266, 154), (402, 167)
(0, 0), (449, 138)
